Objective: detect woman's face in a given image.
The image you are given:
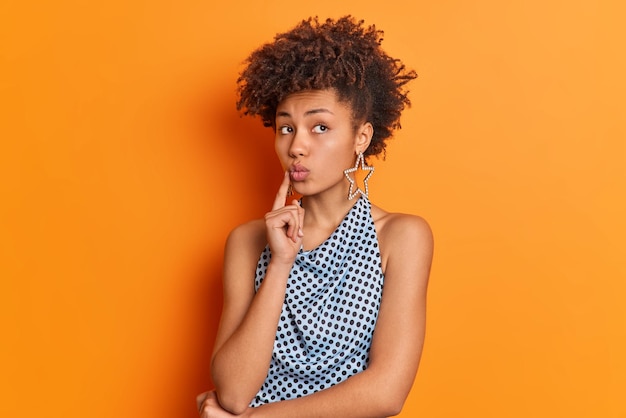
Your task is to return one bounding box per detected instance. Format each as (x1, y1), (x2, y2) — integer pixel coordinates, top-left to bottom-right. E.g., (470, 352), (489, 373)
(274, 89), (372, 198)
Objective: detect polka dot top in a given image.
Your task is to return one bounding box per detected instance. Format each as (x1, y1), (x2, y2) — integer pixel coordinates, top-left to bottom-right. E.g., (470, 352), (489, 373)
(250, 196), (384, 406)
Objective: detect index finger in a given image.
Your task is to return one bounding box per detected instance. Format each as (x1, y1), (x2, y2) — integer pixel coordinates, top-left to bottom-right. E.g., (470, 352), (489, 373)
(271, 171), (291, 210)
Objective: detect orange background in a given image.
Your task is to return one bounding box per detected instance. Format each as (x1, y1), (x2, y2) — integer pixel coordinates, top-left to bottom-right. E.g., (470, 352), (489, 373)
(1, 1), (624, 417)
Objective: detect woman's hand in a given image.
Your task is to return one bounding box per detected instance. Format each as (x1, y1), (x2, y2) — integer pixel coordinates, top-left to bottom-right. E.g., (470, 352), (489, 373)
(264, 171), (304, 265)
(197, 391), (251, 417)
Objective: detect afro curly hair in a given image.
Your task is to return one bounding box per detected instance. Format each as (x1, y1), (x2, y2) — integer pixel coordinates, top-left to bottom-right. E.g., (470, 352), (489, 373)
(236, 16), (417, 158)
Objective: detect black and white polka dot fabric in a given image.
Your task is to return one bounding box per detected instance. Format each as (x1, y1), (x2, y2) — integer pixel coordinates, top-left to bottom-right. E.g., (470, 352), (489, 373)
(250, 196), (384, 406)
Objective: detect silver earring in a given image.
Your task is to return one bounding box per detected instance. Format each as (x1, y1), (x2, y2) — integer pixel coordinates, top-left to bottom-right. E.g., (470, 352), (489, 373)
(343, 152), (374, 200)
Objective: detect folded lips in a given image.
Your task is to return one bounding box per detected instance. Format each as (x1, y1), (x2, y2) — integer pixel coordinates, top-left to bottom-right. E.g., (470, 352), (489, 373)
(289, 164), (309, 173)
(289, 165), (309, 181)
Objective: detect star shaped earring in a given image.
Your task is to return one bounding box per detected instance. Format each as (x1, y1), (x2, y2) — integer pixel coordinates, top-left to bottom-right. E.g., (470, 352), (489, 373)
(344, 152), (375, 200)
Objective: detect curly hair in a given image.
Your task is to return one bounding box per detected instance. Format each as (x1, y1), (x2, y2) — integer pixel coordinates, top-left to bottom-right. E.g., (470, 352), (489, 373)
(236, 16), (417, 158)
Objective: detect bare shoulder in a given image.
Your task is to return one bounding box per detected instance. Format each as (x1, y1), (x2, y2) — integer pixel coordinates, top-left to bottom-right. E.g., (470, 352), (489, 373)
(370, 204), (434, 275)
(225, 218), (267, 252)
(223, 218), (268, 282)
(371, 204), (433, 246)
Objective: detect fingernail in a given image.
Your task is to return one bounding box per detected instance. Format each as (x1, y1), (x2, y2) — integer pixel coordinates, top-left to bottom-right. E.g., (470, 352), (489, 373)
(298, 228), (304, 237)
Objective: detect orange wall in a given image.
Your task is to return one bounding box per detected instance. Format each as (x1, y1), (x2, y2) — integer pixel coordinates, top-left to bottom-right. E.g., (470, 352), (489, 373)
(1, 1), (624, 417)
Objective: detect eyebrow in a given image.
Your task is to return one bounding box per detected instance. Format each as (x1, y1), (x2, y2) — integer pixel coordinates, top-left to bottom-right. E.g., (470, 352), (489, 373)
(276, 108), (335, 118)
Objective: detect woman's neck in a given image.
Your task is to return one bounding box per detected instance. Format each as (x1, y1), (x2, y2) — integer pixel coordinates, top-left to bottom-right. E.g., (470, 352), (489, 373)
(300, 189), (360, 232)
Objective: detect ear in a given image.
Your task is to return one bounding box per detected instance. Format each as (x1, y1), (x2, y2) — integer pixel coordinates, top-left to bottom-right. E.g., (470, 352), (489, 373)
(354, 122), (373, 154)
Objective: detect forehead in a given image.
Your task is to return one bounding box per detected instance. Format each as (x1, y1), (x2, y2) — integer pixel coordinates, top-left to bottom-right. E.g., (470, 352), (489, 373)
(276, 89), (350, 115)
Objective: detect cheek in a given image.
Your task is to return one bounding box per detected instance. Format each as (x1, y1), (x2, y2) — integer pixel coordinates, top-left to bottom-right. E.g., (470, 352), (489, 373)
(328, 143), (357, 168)
(274, 136), (283, 154)
(274, 140), (289, 168)
(340, 154), (357, 171)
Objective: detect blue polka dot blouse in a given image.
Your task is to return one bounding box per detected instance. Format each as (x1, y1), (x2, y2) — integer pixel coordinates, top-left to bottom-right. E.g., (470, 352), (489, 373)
(250, 196), (384, 406)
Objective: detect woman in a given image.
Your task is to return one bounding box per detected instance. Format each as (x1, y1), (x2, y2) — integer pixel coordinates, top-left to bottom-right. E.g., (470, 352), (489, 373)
(197, 16), (433, 417)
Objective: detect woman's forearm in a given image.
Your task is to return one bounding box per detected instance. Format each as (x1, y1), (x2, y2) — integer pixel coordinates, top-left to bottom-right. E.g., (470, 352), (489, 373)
(248, 365), (409, 418)
(211, 261), (293, 413)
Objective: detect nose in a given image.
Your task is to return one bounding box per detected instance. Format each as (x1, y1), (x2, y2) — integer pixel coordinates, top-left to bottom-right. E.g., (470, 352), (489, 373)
(288, 130), (308, 158)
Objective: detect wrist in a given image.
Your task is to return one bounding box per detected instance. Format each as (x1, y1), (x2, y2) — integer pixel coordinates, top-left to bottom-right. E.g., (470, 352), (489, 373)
(267, 258), (295, 273)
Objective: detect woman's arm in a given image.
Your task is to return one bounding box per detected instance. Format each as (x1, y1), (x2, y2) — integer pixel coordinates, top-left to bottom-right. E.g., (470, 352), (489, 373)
(209, 222), (289, 413)
(210, 174), (305, 414)
(238, 214), (434, 418)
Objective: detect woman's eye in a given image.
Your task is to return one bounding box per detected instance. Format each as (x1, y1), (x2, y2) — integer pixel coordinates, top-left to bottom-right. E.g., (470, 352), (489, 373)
(312, 124), (328, 133)
(279, 126), (293, 135)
